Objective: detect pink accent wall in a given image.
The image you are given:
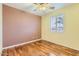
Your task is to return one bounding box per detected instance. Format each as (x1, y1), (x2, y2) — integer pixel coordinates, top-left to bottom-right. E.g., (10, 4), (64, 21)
(3, 5), (41, 47)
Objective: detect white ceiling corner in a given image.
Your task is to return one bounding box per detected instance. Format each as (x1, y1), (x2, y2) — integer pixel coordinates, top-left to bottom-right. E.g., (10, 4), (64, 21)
(4, 3), (71, 16)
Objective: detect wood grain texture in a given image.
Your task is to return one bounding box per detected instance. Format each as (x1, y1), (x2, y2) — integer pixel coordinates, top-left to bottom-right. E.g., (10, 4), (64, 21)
(2, 40), (79, 56)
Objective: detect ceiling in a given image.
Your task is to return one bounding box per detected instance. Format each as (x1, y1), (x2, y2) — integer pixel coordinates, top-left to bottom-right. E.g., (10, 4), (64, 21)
(4, 3), (71, 16)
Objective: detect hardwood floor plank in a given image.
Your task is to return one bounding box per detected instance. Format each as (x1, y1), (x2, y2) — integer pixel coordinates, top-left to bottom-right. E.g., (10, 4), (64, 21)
(2, 40), (79, 56)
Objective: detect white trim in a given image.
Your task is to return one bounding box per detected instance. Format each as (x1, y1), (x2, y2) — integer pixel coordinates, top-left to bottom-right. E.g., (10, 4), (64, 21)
(3, 39), (41, 49)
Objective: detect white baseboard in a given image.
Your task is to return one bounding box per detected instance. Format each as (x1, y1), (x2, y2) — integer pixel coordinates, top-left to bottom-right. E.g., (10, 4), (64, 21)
(3, 39), (41, 49)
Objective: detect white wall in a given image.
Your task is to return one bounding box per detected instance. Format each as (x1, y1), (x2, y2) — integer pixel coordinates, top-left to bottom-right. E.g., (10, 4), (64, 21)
(0, 4), (2, 55)
(42, 4), (79, 50)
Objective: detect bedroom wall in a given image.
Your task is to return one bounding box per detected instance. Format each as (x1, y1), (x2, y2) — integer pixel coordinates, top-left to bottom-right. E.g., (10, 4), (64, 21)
(41, 4), (79, 50)
(0, 4), (2, 55)
(3, 5), (41, 47)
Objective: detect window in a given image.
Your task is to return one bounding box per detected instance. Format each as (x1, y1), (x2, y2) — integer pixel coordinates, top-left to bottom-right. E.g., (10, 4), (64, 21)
(51, 14), (64, 32)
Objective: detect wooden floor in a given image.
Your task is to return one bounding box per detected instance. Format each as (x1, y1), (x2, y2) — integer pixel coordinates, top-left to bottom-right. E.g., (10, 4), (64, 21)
(2, 40), (79, 56)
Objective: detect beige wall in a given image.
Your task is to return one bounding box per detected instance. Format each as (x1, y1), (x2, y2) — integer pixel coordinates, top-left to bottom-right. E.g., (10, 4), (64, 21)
(42, 4), (79, 50)
(0, 4), (2, 55)
(3, 5), (41, 47)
